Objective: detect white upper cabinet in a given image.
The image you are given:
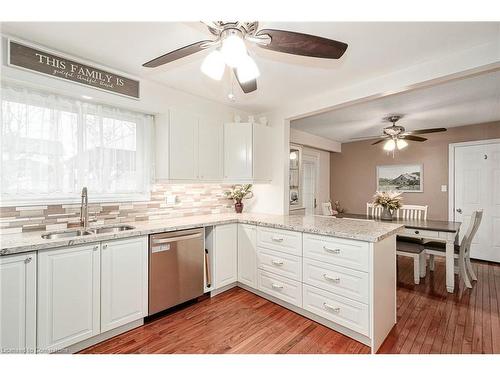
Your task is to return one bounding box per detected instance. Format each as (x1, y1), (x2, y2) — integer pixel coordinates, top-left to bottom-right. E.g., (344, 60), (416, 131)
(169, 110), (199, 180)
(198, 117), (224, 180)
(0, 252), (37, 354)
(224, 122), (253, 180)
(37, 244), (100, 352)
(224, 122), (272, 182)
(100, 237), (148, 333)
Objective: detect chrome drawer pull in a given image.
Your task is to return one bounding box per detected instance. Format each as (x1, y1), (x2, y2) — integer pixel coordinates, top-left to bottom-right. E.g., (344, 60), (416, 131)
(271, 283), (284, 289)
(324, 246), (341, 254)
(271, 260), (284, 266)
(272, 237), (284, 242)
(24, 256), (32, 264)
(323, 274), (341, 283)
(323, 303), (341, 313)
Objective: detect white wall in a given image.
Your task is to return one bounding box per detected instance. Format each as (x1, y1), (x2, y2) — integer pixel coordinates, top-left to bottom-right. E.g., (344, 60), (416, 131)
(290, 128), (341, 153)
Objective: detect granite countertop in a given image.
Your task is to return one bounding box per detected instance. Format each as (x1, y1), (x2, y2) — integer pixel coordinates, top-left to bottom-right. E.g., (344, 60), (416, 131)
(336, 213), (462, 232)
(0, 213), (404, 256)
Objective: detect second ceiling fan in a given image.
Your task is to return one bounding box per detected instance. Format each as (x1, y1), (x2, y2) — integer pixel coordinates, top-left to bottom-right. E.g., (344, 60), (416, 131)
(143, 21), (348, 94)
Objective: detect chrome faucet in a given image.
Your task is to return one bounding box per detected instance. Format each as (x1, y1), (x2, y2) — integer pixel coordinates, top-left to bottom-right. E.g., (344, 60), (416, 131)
(80, 187), (89, 228)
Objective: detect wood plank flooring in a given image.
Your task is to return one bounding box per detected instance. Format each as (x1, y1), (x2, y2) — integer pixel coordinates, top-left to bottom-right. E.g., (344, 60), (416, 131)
(80, 257), (500, 354)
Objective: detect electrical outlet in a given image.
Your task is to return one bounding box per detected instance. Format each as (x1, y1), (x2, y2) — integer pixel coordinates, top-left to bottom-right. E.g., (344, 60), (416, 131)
(166, 195), (177, 205)
(441, 185), (447, 192)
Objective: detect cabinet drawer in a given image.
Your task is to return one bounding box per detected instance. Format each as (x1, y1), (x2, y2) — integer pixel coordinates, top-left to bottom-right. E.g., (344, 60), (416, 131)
(257, 226), (302, 256)
(257, 247), (302, 281)
(303, 284), (369, 336)
(303, 233), (369, 271)
(401, 228), (438, 239)
(303, 258), (369, 303)
(258, 270), (302, 308)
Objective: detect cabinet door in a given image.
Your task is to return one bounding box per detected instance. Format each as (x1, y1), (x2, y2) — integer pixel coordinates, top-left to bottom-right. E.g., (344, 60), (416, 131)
(253, 123), (272, 181)
(199, 117), (223, 180)
(38, 244), (100, 352)
(169, 110), (199, 180)
(101, 237), (148, 333)
(224, 122), (253, 180)
(237, 224), (257, 288)
(214, 224), (238, 288)
(0, 252), (36, 354)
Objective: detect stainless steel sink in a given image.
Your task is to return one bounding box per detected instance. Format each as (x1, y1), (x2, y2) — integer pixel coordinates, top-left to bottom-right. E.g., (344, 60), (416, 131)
(41, 229), (94, 239)
(90, 225), (135, 234)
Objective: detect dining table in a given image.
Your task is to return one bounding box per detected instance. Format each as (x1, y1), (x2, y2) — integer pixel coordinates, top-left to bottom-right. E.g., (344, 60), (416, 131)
(334, 213), (462, 293)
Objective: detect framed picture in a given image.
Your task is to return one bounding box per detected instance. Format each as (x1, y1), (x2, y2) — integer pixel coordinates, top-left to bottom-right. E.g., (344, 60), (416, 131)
(377, 164), (423, 193)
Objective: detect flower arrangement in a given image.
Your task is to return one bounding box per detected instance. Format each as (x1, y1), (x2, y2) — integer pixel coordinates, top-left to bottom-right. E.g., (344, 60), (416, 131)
(372, 191), (403, 220)
(225, 184), (253, 213)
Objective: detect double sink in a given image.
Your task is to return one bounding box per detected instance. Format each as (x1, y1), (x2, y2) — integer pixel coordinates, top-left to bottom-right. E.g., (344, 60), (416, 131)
(41, 225), (135, 239)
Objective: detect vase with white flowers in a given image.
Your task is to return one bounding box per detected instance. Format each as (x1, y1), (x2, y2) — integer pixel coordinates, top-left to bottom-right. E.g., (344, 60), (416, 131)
(225, 184), (253, 213)
(372, 190), (403, 221)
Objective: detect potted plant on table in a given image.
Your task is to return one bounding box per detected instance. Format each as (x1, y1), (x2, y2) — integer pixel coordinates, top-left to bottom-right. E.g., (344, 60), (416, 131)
(225, 184), (253, 213)
(372, 191), (403, 221)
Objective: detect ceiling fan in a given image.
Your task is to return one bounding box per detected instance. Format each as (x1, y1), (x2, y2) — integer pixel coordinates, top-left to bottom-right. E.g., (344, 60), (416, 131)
(350, 115), (447, 151)
(142, 21), (348, 94)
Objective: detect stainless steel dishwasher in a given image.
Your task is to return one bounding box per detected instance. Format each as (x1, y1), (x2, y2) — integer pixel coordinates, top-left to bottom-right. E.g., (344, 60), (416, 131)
(148, 228), (205, 315)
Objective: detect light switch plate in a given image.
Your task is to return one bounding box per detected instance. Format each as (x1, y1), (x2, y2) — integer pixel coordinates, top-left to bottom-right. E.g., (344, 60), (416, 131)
(441, 185), (447, 192)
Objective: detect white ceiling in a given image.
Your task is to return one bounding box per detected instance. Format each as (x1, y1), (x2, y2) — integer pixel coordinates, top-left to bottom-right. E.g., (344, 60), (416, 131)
(291, 70), (500, 142)
(1, 22), (499, 113)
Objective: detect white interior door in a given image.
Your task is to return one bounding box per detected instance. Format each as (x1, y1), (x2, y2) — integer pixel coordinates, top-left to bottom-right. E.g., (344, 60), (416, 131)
(453, 141), (500, 262)
(302, 155), (318, 215)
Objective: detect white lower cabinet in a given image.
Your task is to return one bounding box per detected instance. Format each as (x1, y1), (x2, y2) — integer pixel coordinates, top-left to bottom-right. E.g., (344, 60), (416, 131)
(100, 237), (148, 333)
(0, 252), (37, 354)
(237, 224), (257, 288)
(37, 243), (100, 352)
(257, 270), (302, 307)
(214, 224), (238, 288)
(37, 236), (148, 352)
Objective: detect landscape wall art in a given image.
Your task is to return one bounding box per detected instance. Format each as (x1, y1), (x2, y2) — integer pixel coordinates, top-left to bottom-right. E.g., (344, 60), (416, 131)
(376, 164), (423, 193)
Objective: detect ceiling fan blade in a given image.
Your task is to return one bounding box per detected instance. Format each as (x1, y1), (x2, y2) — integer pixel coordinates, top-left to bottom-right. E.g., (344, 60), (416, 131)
(255, 29), (348, 59)
(350, 135), (387, 141)
(402, 135), (427, 142)
(233, 68), (257, 94)
(372, 139), (386, 145)
(403, 127), (447, 135)
(143, 40), (213, 68)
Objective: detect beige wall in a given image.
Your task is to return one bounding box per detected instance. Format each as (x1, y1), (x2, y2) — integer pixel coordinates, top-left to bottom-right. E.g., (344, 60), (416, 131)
(330, 122), (500, 220)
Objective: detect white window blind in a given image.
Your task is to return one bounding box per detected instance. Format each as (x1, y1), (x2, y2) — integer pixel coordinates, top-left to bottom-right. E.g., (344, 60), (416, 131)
(0, 83), (153, 205)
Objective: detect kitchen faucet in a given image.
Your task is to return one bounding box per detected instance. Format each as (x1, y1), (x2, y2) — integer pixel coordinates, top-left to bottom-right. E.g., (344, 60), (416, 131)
(80, 187), (89, 228)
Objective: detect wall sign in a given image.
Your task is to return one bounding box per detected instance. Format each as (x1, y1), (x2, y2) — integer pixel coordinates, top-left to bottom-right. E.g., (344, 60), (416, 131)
(8, 40), (140, 99)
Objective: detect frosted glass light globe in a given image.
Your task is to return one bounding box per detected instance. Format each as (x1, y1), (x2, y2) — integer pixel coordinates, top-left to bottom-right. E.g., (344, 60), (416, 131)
(220, 34), (247, 67)
(201, 50), (225, 80)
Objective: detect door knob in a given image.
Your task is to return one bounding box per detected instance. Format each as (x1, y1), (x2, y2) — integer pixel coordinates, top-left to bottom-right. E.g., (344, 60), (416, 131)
(456, 208), (462, 213)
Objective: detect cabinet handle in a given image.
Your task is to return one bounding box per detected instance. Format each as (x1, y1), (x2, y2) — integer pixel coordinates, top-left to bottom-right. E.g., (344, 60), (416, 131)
(94, 245), (99, 251)
(324, 246), (341, 254)
(272, 237), (284, 243)
(102, 244), (108, 249)
(271, 283), (284, 289)
(323, 274), (340, 283)
(271, 259), (284, 266)
(24, 256), (32, 264)
(323, 303), (341, 313)
(414, 230), (420, 235)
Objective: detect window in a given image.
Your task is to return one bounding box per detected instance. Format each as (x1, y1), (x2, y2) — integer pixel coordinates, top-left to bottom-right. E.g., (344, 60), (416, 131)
(1, 83), (153, 205)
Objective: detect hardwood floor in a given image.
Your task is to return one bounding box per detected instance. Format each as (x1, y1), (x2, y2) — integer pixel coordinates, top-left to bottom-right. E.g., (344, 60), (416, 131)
(80, 257), (500, 354)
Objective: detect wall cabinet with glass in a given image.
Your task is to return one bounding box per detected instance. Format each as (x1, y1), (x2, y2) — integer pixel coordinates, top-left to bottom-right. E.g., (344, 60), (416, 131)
(289, 144), (303, 210)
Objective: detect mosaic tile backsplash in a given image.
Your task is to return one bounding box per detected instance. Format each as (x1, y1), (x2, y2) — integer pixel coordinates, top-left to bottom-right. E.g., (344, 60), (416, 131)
(0, 183), (235, 234)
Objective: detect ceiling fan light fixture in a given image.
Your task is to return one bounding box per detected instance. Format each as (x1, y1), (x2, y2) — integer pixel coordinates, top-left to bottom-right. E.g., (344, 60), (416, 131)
(383, 139), (396, 151)
(201, 50), (225, 80)
(220, 33), (247, 67)
(396, 139), (408, 150)
(236, 55), (260, 83)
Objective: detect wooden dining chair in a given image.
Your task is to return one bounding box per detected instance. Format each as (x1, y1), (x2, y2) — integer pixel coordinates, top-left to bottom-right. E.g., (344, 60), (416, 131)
(396, 239), (426, 284)
(366, 203), (383, 218)
(424, 210), (483, 289)
(396, 205), (428, 220)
